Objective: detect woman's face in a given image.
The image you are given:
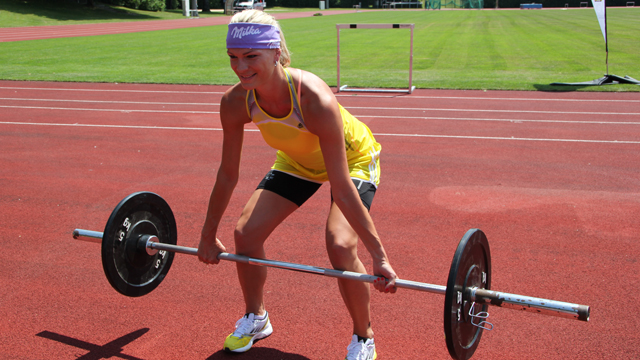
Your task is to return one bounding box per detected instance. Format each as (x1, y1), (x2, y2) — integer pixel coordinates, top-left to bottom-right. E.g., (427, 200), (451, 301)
(227, 48), (280, 90)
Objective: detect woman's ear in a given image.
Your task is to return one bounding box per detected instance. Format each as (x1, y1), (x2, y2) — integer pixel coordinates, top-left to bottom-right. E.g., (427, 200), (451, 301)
(274, 48), (282, 64)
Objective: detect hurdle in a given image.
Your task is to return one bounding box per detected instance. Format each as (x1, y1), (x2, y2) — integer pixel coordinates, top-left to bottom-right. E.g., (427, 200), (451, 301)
(336, 24), (415, 94)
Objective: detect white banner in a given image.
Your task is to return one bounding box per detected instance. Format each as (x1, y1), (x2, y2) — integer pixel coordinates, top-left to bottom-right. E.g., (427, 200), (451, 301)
(591, 0), (607, 47)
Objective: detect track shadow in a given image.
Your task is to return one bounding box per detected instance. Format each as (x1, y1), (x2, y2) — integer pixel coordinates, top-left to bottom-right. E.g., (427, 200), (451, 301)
(36, 328), (148, 360)
(206, 348), (312, 360)
(533, 84), (587, 92)
(36, 329), (311, 359)
(534, 76), (640, 92)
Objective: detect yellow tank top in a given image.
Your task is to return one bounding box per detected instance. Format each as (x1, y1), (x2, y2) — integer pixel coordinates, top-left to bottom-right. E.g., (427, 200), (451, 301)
(246, 68), (381, 186)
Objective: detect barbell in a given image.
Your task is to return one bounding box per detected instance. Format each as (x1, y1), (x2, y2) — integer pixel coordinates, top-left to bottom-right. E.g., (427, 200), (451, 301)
(72, 191), (590, 360)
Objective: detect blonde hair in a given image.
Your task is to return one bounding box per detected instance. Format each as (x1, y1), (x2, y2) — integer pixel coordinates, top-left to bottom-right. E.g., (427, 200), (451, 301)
(230, 10), (291, 67)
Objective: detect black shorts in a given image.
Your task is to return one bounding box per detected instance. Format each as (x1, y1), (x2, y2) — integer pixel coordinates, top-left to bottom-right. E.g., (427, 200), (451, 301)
(257, 170), (376, 210)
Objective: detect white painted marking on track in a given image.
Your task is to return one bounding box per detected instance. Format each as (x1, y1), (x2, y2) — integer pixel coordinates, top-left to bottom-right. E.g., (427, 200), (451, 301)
(2, 103), (639, 124)
(2, 103), (639, 119)
(336, 94), (640, 103)
(0, 121), (224, 131)
(2, 121), (639, 144)
(0, 105), (218, 114)
(0, 98), (218, 106)
(373, 132), (640, 144)
(0, 86), (225, 95)
(348, 106), (640, 116)
(2, 86), (639, 103)
(357, 115), (640, 125)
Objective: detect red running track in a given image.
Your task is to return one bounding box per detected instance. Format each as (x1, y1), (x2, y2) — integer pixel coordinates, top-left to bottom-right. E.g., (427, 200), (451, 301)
(1, 80), (639, 359)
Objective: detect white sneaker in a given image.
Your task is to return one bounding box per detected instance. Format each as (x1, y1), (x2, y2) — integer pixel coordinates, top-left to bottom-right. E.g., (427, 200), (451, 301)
(223, 312), (273, 353)
(345, 334), (377, 360)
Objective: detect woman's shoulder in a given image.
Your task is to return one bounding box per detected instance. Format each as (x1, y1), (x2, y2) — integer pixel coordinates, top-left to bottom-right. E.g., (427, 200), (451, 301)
(292, 68), (325, 90)
(291, 68), (335, 107)
(220, 82), (251, 124)
(221, 82), (248, 105)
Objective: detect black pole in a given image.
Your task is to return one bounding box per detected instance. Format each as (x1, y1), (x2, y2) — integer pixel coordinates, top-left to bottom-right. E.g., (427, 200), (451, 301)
(604, 1), (608, 75)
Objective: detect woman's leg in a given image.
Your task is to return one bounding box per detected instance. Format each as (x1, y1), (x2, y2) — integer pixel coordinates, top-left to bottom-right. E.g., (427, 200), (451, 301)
(325, 201), (374, 339)
(234, 189), (299, 315)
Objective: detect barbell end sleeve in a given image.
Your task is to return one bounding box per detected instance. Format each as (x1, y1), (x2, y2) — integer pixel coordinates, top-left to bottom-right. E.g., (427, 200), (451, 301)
(73, 229), (103, 244)
(577, 305), (590, 322)
(471, 288), (590, 322)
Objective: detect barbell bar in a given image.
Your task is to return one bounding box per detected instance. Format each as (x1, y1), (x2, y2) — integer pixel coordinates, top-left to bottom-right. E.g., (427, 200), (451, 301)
(73, 227), (588, 321)
(72, 191), (590, 360)
(74, 229), (448, 294)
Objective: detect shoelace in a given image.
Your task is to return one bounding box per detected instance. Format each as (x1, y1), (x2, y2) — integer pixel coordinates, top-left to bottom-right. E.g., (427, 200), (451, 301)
(232, 316), (257, 338)
(346, 340), (372, 360)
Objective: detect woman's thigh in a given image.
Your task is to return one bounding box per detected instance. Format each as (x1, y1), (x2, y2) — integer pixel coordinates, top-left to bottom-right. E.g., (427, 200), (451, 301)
(234, 189), (299, 255)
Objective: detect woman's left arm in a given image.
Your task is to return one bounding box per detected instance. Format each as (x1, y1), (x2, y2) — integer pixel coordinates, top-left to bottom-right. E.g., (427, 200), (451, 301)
(301, 72), (397, 293)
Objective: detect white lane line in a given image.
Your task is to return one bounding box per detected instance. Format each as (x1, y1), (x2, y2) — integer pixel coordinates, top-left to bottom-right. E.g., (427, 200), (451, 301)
(2, 104), (639, 125)
(2, 104), (639, 118)
(0, 86), (225, 95)
(0, 98), (218, 106)
(357, 115), (640, 125)
(374, 132), (640, 144)
(0, 121), (225, 131)
(0, 105), (217, 114)
(2, 121), (639, 144)
(2, 86), (639, 103)
(336, 94), (640, 103)
(349, 106), (640, 116)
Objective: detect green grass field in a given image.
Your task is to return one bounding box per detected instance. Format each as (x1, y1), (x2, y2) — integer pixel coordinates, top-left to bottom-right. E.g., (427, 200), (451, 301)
(0, 4), (638, 91)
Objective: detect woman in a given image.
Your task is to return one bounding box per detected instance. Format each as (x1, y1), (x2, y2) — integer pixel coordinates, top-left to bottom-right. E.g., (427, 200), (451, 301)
(197, 9), (397, 360)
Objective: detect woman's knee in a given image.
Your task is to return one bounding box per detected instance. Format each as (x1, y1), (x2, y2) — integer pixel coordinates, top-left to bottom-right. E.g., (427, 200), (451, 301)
(233, 189), (298, 256)
(234, 222), (265, 256)
(326, 233), (359, 269)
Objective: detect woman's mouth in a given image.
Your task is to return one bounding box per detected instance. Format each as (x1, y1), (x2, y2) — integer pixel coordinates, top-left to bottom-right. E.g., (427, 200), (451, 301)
(238, 73), (256, 82)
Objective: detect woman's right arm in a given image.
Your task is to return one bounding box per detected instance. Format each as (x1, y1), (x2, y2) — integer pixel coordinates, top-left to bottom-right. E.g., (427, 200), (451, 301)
(198, 86), (250, 264)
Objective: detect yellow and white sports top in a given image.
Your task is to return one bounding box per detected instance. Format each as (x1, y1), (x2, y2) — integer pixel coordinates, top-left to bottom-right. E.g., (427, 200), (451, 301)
(246, 68), (381, 186)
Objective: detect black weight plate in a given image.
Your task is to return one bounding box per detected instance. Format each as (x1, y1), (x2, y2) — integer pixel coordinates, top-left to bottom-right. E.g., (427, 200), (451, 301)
(101, 192), (177, 297)
(444, 229), (491, 360)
